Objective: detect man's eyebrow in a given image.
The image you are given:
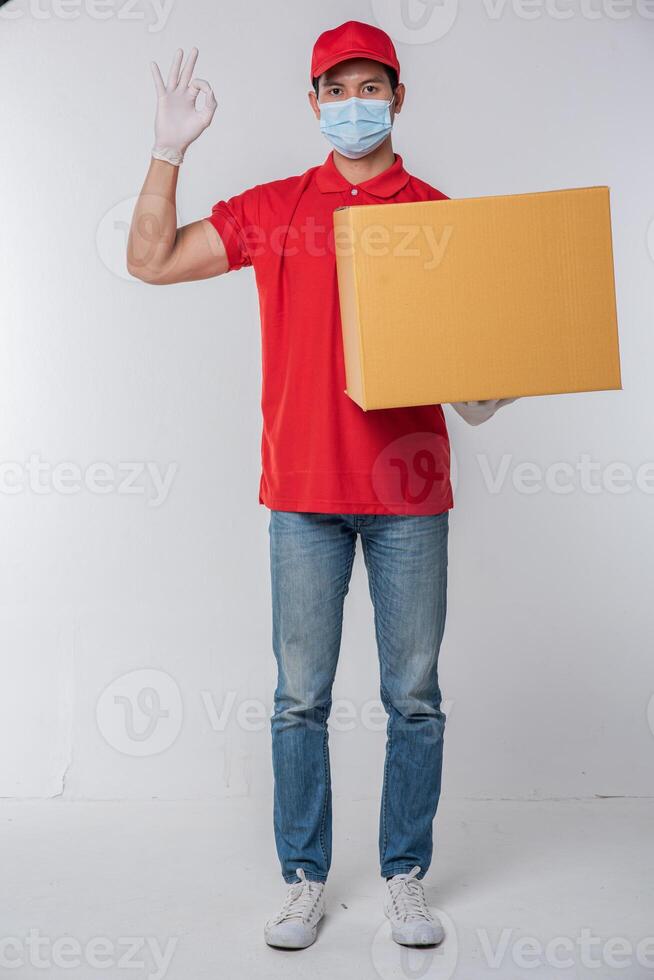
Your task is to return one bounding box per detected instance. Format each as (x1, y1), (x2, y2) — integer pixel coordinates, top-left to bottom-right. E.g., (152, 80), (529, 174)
(320, 74), (387, 86)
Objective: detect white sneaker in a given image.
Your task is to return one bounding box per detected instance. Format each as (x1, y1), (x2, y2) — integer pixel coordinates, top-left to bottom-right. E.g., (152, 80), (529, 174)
(264, 868), (326, 949)
(384, 866), (445, 946)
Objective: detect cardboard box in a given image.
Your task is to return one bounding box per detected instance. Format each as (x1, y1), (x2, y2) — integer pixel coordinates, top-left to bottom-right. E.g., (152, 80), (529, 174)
(334, 187), (621, 410)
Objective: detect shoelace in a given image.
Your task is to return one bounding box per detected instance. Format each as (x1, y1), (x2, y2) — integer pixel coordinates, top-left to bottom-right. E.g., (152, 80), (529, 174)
(272, 868), (323, 924)
(388, 866), (434, 922)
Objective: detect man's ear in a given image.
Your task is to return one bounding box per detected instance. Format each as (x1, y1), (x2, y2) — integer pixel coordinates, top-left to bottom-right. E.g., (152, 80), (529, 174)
(393, 82), (406, 116)
(308, 90), (321, 120)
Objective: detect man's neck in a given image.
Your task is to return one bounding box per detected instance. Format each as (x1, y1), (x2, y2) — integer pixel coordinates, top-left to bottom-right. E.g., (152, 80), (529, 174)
(331, 139), (396, 186)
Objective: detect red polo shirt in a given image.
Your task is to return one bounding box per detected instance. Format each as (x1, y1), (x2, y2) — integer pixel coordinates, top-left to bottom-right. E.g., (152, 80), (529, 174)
(204, 152), (454, 516)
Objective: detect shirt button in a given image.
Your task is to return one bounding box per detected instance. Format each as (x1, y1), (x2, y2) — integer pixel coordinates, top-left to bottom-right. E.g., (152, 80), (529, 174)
(351, 188), (359, 196)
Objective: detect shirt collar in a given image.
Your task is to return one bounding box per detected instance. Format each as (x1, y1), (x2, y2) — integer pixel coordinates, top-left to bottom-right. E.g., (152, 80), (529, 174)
(315, 151), (410, 199)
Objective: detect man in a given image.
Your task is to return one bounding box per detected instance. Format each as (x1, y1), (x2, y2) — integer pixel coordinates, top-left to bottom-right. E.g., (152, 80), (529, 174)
(127, 21), (516, 950)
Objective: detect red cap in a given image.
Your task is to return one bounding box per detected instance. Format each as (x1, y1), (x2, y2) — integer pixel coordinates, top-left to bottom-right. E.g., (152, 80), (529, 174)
(311, 20), (401, 83)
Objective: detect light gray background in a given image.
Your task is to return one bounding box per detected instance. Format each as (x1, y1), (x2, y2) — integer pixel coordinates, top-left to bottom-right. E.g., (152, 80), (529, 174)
(1, 0), (652, 804)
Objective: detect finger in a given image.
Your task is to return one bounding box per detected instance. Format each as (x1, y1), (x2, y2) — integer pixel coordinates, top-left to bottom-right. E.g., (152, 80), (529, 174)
(179, 46), (199, 88)
(150, 61), (166, 97)
(497, 397), (518, 408)
(190, 79), (218, 121)
(190, 78), (215, 103)
(166, 48), (183, 90)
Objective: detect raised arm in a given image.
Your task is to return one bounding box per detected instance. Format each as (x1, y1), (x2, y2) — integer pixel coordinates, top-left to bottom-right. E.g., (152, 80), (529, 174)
(127, 48), (228, 285)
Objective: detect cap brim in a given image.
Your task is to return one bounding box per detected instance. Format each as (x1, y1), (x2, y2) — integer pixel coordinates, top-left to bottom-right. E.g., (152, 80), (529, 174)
(312, 48), (399, 81)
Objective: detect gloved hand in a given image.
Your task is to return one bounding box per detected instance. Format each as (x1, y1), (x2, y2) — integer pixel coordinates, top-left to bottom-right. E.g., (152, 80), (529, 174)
(150, 47), (217, 166)
(449, 398), (518, 426)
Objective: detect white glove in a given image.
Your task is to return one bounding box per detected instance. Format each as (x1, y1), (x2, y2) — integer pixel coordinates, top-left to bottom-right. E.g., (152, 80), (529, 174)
(150, 47), (217, 166)
(450, 398), (518, 426)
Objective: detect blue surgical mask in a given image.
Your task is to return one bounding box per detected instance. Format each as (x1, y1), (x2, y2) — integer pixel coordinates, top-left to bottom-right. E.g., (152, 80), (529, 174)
(319, 95), (395, 160)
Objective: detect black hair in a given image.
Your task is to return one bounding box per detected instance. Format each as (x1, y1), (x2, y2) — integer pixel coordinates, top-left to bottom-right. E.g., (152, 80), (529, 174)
(312, 65), (399, 96)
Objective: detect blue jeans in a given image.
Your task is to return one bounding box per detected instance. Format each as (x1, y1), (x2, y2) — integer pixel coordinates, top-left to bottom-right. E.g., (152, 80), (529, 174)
(269, 510), (449, 884)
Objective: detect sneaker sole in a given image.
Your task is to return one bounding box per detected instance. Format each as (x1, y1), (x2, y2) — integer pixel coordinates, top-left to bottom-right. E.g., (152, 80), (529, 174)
(264, 928), (318, 950)
(390, 924), (445, 947)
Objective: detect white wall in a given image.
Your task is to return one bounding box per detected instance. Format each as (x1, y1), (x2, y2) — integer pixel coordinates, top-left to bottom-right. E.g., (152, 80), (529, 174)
(1, 0), (652, 802)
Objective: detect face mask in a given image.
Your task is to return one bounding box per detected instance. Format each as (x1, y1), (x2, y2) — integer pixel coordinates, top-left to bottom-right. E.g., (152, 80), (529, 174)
(319, 95), (395, 160)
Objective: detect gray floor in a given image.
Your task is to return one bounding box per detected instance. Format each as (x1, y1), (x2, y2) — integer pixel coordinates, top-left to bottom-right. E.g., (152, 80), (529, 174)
(1, 796), (652, 979)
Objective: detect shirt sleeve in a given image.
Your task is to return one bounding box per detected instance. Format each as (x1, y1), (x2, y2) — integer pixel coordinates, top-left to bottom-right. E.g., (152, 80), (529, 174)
(204, 184), (261, 272)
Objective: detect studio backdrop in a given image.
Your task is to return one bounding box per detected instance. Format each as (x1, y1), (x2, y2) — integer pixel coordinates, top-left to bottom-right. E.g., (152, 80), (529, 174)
(1, 0), (652, 804)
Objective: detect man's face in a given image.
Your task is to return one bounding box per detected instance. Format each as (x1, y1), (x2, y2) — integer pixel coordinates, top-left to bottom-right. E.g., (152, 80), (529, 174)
(308, 58), (405, 122)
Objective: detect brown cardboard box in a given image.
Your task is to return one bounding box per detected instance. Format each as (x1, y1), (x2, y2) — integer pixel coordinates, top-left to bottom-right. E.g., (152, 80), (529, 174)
(334, 187), (621, 411)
